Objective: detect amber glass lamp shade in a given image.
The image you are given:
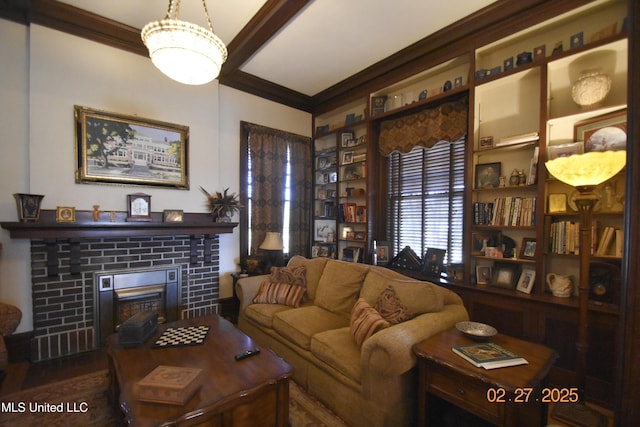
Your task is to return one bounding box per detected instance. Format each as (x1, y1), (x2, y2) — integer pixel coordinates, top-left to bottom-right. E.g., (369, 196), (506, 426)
(545, 150), (626, 190)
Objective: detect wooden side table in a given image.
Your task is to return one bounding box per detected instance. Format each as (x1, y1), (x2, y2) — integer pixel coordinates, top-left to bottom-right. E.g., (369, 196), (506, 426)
(413, 328), (558, 427)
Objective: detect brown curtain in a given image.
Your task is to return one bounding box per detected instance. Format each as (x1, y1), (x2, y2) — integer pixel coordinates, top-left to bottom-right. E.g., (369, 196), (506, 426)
(242, 122), (311, 256)
(378, 97), (468, 155)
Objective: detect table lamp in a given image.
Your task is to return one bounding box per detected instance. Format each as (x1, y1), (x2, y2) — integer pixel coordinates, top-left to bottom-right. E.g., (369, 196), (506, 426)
(259, 232), (284, 270)
(545, 149), (626, 427)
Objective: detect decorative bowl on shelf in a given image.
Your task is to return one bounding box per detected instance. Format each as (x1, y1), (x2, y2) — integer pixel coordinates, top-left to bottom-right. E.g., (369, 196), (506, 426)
(571, 69), (612, 107)
(456, 321), (498, 341)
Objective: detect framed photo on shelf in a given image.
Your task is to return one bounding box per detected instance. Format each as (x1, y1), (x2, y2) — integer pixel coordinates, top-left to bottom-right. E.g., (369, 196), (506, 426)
(516, 267), (536, 294)
(471, 232), (490, 255)
(340, 131), (355, 148)
(475, 162), (501, 188)
(342, 151), (354, 165)
(574, 109), (627, 153)
(520, 238), (536, 259)
(548, 193), (567, 213)
(423, 248), (446, 276)
(314, 219), (336, 242)
(490, 262), (519, 289)
(476, 265), (492, 285)
(374, 240), (390, 266)
(478, 136), (494, 150)
(162, 209), (183, 222)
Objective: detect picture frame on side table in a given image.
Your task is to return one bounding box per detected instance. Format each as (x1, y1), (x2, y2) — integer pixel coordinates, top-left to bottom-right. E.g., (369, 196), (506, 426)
(516, 267), (536, 294)
(490, 263), (519, 289)
(75, 105), (189, 189)
(423, 248), (446, 276)
(374, 240), (390, 266)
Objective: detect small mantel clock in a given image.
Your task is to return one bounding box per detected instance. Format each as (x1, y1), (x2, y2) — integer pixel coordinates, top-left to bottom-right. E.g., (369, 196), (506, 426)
(126, 193), (152, 222)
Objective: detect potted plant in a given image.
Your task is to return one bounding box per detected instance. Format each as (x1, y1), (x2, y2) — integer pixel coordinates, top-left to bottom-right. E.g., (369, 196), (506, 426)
(200, 187), (241, 221)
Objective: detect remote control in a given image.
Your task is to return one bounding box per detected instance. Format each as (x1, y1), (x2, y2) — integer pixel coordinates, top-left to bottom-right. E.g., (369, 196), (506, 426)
(234, 348), (260, 361)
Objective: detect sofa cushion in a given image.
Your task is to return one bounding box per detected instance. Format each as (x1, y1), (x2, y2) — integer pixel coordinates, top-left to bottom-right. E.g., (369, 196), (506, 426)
(350, 298), (390, 347)
(244, 303), (294, 328)
(311, 327), (362, 382)
(361, 269), (444, 316)
(273, 305), (349, 350)
(315, 260), (368, 317)
(374, 286), (413, 324)
(253, 281), (306, 307)
(287, 255), (329, 301)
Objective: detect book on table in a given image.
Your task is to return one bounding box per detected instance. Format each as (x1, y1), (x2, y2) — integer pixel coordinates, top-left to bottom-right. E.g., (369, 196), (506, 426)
(452, 342), (528, 369)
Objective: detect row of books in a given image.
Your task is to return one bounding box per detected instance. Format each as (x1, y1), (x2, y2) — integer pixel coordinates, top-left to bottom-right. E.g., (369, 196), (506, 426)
(338, 203), (366, 223)
(473, 197), (536, 226)
(549, 220), (623, 257)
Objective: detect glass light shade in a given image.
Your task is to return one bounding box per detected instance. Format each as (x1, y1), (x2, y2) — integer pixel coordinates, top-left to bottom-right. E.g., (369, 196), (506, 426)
(141, 19), (227, 85)
(545, 150), (626, 188)
(260, 232), (284, 250)
(571, 69), (612, 107)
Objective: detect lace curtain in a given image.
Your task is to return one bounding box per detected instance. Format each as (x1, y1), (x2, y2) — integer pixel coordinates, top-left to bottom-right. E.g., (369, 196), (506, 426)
(378, 97), (468, 156)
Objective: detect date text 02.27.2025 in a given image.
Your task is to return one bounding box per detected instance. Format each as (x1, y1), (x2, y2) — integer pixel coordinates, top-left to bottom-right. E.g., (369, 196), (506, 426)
(486, 387), (579, 404)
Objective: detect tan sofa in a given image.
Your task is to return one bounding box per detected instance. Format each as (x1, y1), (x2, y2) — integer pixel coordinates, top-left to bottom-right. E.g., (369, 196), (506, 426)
(236, 256), (468, 427)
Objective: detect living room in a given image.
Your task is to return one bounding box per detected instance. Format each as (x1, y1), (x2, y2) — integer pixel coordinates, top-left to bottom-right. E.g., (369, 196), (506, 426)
(0, 0), (639, 426)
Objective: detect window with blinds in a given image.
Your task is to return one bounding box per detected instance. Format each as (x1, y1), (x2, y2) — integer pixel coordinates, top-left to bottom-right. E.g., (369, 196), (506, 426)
(386, 138), (465, 265)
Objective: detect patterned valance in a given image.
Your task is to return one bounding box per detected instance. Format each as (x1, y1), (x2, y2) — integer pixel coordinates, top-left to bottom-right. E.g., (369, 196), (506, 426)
(378, 97), (468, 156)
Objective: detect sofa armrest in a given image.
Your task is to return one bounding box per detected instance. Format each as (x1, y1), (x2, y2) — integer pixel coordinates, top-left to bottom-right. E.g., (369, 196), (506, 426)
(360, 304), (468, 397)
(236, 274), (270, 314)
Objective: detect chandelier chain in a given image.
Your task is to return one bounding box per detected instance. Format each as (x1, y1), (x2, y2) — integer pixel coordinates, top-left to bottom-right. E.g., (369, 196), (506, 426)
(201, 0), (215, 33)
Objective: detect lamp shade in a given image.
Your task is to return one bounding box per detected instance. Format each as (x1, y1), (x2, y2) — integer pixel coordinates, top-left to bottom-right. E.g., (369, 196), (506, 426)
(260, 232), (283, 251)
(545, 150), (626, 188)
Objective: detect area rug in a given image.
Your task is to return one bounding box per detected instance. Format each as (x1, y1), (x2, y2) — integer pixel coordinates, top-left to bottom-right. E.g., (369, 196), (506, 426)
(0, 370), (348, 427)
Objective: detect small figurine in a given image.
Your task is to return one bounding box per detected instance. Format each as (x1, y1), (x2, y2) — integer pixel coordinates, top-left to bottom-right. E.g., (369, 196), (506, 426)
(92, 205), (102, 222)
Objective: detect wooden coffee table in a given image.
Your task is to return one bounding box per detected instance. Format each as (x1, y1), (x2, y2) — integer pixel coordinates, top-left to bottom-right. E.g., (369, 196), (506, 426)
(107, 315), (292, 427)
(413, 328), (558, 427)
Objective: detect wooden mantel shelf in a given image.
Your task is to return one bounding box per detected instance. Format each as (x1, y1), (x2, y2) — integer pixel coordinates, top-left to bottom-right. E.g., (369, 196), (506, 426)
(1, 210), (237, 273)
(1, 210), (237, 240)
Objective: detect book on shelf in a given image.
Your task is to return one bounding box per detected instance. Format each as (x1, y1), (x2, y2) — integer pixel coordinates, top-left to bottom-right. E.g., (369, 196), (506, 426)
(527, 146), (539, 185)
(452, 342), (528, 370)
(495, 131), (539, 147)
(596, 226), (616, 256)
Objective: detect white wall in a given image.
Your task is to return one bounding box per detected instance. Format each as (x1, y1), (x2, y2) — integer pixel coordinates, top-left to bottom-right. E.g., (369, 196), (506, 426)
(0, 20), (312, 332)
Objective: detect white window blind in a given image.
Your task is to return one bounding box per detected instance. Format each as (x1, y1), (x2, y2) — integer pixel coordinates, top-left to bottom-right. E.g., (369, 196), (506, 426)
(386, 138), (465, 264)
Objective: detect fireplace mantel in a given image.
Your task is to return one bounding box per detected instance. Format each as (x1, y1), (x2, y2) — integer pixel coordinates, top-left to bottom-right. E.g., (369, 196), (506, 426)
(1, 210), (236, 239)
(1, 210), (236, 274)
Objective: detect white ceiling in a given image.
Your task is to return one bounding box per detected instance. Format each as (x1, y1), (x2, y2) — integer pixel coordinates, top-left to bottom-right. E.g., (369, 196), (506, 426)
(57, 0), (497, 96)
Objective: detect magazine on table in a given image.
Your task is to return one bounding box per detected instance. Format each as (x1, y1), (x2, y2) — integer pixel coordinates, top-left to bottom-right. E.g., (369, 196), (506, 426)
(452, 342), (528, 369)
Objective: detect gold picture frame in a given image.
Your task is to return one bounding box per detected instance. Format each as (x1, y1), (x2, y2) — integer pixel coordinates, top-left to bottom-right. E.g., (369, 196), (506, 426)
(75, 105), (189, 189)
(56, 206), (76, 222)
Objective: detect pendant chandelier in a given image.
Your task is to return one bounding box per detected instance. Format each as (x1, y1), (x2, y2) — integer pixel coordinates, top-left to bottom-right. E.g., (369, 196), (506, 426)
(141, 0), (227, 85)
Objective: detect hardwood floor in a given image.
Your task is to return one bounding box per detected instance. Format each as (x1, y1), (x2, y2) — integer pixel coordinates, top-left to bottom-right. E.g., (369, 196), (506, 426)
(0, 348), (108, 397)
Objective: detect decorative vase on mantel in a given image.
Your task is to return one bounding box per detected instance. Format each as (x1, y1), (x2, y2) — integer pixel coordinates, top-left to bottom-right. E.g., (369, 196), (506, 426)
(200, 186), (241, 223)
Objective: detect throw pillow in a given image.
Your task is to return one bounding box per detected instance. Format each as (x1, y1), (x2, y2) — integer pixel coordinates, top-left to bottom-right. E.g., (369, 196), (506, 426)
(269, 265), (307, 287)
(350, 298), (390, 347)
(252, 281), (306, 307)
(315, 260), (368, 317)
(361, 269), (445, 316)
(374, 285), (413, 324)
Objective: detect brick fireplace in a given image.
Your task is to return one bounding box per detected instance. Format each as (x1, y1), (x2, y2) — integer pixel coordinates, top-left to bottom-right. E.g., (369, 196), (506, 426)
(29, 235), (220, 362)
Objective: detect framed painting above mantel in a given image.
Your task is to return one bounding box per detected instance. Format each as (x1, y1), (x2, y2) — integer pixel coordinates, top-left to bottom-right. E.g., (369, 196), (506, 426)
(75, 105), (189, 189)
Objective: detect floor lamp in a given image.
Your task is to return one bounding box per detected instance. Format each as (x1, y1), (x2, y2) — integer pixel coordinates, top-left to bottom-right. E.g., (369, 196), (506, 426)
(545, 149), (626, 427)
